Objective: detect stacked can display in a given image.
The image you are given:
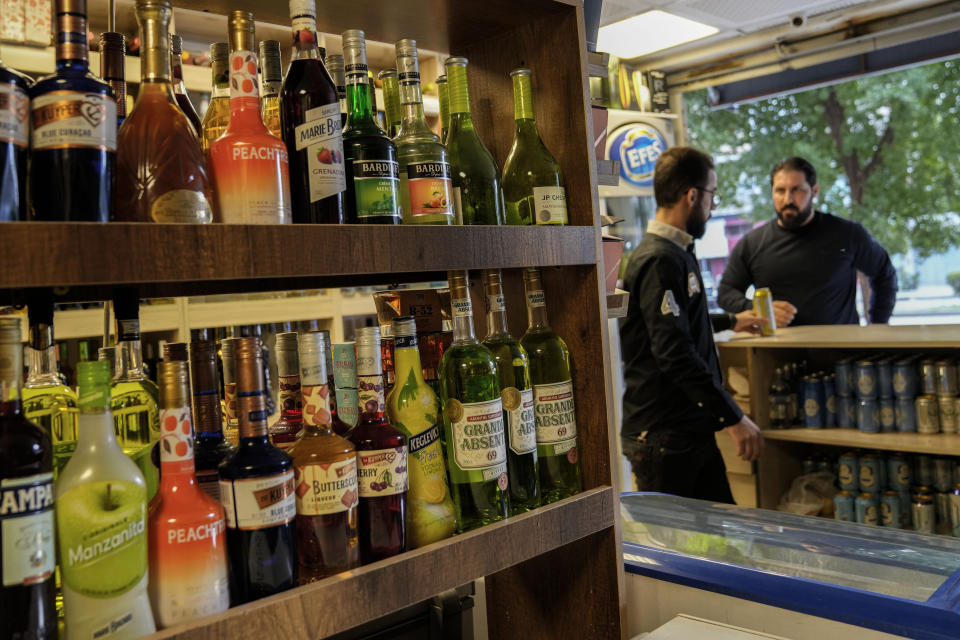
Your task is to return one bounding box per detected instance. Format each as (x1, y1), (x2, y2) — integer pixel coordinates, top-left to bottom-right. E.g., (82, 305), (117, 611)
(801, 371), (836, 429)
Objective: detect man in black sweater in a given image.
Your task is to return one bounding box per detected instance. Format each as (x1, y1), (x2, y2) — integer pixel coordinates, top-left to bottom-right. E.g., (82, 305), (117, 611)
(620, 147), (764, 503)
(718, 157), (898, 326)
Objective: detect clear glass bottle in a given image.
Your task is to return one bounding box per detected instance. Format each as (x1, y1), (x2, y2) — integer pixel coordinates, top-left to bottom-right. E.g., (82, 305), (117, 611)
(520, 268), (582, 503)
(439, 271), (510, 531)
(200, 42), (230, 155)
(436, 73), (448, 145)
(169, 33), (202, 136)
(270, 332), (303, 450)
(0, 32), (31, 221)
(98, 31), (126, 127)
(189, 339), (236, 501)
(502, 68), (567, 225)
(324, 54), (347, 127)
(378, 68), (401, 139)
(258, 39), (283, 138)
(394, 39), (454, 225)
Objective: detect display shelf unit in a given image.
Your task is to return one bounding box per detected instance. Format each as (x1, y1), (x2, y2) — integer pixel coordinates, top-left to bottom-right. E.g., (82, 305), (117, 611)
(764, 428), (960, 456)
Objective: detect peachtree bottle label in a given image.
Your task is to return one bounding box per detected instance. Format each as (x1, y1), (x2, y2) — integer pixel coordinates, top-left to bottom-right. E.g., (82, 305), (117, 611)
(219, 472), (296, 530)
(0, 84), (29, 147)
(407, 161), (454, 217)
(532, 186), (567, 225)
(533, 380), (577, 457)
(295, 102), (346, 202)
(295, 458), (358, 515)
(353, 159), (400, 218)
(447, 398), (507, 480)
(31, 91), (117, 151)
(1, 473), (55, 587)
(502, 387), (536, 456)
(356, 447), (408, 497)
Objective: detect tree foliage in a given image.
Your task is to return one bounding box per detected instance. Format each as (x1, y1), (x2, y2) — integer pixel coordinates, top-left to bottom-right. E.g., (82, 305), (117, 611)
(685, 58), (960, 257)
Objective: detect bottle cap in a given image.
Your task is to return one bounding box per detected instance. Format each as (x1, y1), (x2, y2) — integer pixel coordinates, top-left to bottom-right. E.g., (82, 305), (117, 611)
(325, 53), (345, 86)
(0, 317), (20, 344)
(378, 68), (397, 81)
(275, 332), (300, 377)
(298, 331), (327, 386)
(289, 0), (316, 19)
(78, 360), (111, 411)
(341, 29), (367, 76)
(220, 337), (236, 383)
(392, 316), (417, 338)
(188, 340), (218, 391)
(228, 10), (256, 52)
(162, 341), (188, 362)
(170, 32), (183, 55)
(258, 39), (282, 81)
(510, 67), (532, 78)
(395, 39), (420, 83)
(158, 360), (190, 409)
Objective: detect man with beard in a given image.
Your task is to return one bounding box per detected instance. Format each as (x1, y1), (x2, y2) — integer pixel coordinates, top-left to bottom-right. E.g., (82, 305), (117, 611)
(718, 157), (897, 326)
(620, 146), (764, 502)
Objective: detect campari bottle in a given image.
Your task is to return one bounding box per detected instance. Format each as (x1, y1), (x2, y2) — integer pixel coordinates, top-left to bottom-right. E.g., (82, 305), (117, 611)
(331, 341), (359, 435)
(56, 361), (155, 639)
(289, 332), (360, 582)
(189, 340), (236, 501)
(209, 10), (292, 224)
(270, 332), (303, 450)
(349, 328), (407, 564)
(0, 31), (31, 221)
(148, 361), (229, 628)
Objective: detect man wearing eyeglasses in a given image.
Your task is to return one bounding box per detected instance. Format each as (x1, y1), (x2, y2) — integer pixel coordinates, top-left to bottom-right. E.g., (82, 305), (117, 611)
(718, 157), (897, 326)
(620, 146), (765, 503)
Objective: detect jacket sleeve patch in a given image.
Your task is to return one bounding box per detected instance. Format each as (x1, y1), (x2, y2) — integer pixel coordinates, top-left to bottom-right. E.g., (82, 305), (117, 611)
(660, 290), (680, 316)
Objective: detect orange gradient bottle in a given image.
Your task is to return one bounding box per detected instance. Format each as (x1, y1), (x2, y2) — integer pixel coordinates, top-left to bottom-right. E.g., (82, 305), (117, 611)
(147, 361), (229, 628)
(209, 10), (292, 223)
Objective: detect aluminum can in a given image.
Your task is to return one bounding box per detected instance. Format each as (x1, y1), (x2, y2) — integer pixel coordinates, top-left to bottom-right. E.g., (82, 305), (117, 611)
(950, 485), (960, 536)
(917, 456), (936, 487)
(935, 457), (955, 492)
(892, 359), (918, 398)
(916, 395), (940, 434)
(858, 454), (881, 493)
(879, 396), (896, 432)
(936, 360), (958, 396)
(937, 491), (952, 525)
(938, 395), (958, 434)
(856, 360), (877, 399)
(835, 359), (855, 397)
(837, 395), (856, 428)
(895, 396), (917, 432)
(887, 455), (911, 491)
(876, 358), (894, 398)
(838, 452), (858, 492)
(856, 492), (879, 525)
(912, 495), (936, 534)
(920, 360), (938, 395)
(880, 491), (902, 528)
(899, 491), (913, 528)
(822, 375), (837, 426)
(752, 287), (776, 336)
(833, 490), (854, 522)
(857, 398), (879, 433)
(803, 376), (825, 428)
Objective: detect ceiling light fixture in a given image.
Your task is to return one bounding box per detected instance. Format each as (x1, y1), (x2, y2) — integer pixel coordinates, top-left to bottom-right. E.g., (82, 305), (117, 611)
(598, 10), (719, 60)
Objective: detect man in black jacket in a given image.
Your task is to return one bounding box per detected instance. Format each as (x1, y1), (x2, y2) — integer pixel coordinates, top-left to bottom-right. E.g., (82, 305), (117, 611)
(718, 157), (897, 327)
(620, 146), (764, 503)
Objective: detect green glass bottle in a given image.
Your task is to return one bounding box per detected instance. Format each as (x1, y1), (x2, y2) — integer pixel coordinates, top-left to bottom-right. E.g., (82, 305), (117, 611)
(436, 74), (449, 145)
(444, 57), (504, 226)
(342, 29), (401, 225)
(439, 271), (510, 531)
(378, 68), (401, 139)
(480, 270), (539, 514)
(519, 268), (581, 503)
(394, 39), (454, 225)
(502, 68), (568, 226)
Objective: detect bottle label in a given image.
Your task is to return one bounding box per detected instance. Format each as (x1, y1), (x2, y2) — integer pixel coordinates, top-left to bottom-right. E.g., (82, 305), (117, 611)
(526, 290), (546, 308)
(151, 189), (214, 223)
(279, 375), (302, 412)
(0, 83), (29, 147)
(1, 473), (55, 587)
(31, 91), (117, 151)
(294, 102), (346, 202)
(352, 159), (400, 218)
(159, 407), (194, 463)
(406, 161), (454, 217)
(487, 294), (505, 313)
(451, 297), (472, 318)
(219, 472), (296, 530)
(532, 186), (567, 225)
(291, 17), (318, 47)
(295, 458), (358, 515)
(301, 382), (331, 426)
(533, 380), (577, 456)
(333, 344), (359, 427)
(357, 374), (385, 414)
(447, 398), (507, 471)
(356, 446), (408, 497)
(502, 387), (536, 456)
(196, 469), (221, 502)
(117, 319), (140, 342)
(229, 51), (261, 99)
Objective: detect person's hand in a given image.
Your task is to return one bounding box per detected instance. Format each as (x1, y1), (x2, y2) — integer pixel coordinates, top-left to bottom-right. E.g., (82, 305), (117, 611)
(725, 415), (764, 462)
(772, 300), (797, 327)
(733, 310), (767, 334)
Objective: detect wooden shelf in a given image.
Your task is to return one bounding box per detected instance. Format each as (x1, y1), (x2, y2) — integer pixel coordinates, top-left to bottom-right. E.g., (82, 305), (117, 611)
(764, 428), (960, 455)
(718, 324), (960, 349)
(147, 486), (615, 639)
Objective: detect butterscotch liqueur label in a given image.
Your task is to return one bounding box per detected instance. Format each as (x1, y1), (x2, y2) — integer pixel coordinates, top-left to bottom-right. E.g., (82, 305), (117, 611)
(31, 91), (116, 151)
(295, 458), (358, 515)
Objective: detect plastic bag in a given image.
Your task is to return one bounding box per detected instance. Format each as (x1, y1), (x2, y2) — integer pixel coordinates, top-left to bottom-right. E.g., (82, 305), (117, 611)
(777, 471), (836, 515)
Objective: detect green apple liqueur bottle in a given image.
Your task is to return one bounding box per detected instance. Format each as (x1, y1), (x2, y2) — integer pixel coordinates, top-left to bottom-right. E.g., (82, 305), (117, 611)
(444, 57), (504, 225)
(394, 39), (454, 225)
(342, 29), (401, 224)
(439, 271), (510, 531)
(502, 68), (567, 225)
(520, 268), (581, 503)
(480, 270), (539, 513)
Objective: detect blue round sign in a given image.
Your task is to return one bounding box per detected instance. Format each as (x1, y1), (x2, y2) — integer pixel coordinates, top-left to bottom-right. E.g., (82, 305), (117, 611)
(609, 123), (668, 188)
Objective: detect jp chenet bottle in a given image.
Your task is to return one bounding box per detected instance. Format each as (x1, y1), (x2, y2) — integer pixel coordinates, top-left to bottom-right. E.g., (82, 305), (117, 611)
(189, 340), (236, 501)
(200, 42), (230, 154)
(270, 332), (303, 450)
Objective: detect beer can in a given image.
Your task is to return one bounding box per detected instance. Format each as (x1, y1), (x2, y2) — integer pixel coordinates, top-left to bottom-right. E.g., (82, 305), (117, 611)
(856, 492), (879, 525)
(823, 375), (837, 426)
(913, 495), (936, 534)
(917, 456), (936, 487)
(838, 452), (858, 492)
(879, 396), (896, 432)
(880, 491), (902, 528)
(916, 395), (940, 434)
(935, 457), (954, 492)
(887, 455), (911, 491)
(895, 396), (917, 432)
(835, 359), (855, 397)
(858, 454), (881, 493)
(938, 395), (958, 434)
(920, 360), (938, 396)
(937, 360), (958, 396)
(803, 376), (824, 429)
(899, 491), (913, 528)
(876, 359), (894, 399)
(834, 490), (855, 522)
(892, 359), (918, 398)
(937, 491), (952, 526)
(857, 398), (880, 433)
(752, 287), (776, 336)
(837, 395), (856, 428)
(950, 485), (960, 536)
(856, 360), (877, 399)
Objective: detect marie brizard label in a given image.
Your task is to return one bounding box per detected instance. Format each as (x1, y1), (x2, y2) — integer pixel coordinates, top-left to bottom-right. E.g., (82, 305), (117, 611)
(294, 101), (346, 202)
(0, 84), (29, 147)
(352, 159), (400, 218)
(406, 161), (453, 217)
(31, 91), (117, 151)
(219, 472), (296, 530)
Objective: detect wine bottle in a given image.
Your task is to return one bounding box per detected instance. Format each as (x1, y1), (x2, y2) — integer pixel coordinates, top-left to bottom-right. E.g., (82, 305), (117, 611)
(218, 337), (297, 604)
(280, 0), (346, 224)
(258, 39), (283, 138)
(29, 0), (116, 222)
(0, 319), (57, 640)
(342, 29), (401, 225)
(377, 68), (401, 138)
(170, 34), (202, 136)
(394, 39), (454, 225)
(115, 0), (214, 223)
(289, 331), (360, 582)
(0, 40), (30, 221)
(436, 73), (448, 145)
(324, 54), (347, 127)
(148, 361), (229, 627)
(332, 341), (359, 435)
(98, 32), (126, 126)
(520, 268), (582, 503)
(270, 332), (303, 450)
(349, 328), (407, 563)
(220, 337), (239, 444)
(444, 57), (504, 225)
(481, 269), (540, 513)
(189, 339), (236, 501)
(502, 68), (567, 225)
(438, 271), (510, 531)
(200, 42), (230, 155)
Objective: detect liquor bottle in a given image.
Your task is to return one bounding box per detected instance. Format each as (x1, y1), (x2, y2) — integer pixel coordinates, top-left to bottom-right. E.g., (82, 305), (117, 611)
(0, 42), (30, 221)
(502, 68), (567, 225)
(332, 341), (359, 435)
(170, 34), (202, 136)
(349, 327), (407, 563)
(342, 29), (401, 225)
(258, 39), (283, 138)
(768, 368), (790, 429)
(289, 331), (360, 582)
(394, 39), (454, 225)
(280, 0), (346, 224)
(324, 54), (347, 126)
(0, 319), (56, 640)
(29, 0), (116, 222)
(148, 361), (229, 627)
(270, 332), (303, 450)
(520, 268), (582, 503)
(200, 42), (230, 154)
(220, 337), (240, 444)
(209, 10), (292, 224)
(439, 271), (510, 531)
(436, 74), (448, 145)
(218, 337), (297, 604)
(114, 0), (214, 223)
(444, 57), (504, 226)
(57, 361), (156, 639)
(481, 270), (540, 513)
(22, 294), (79, 478)
(99, 32), (127, 126)
(386, 316), (456, 548)
(189, 340), (236, 500)
(378, 68), (401, 138)
(368, 73), (380, 124)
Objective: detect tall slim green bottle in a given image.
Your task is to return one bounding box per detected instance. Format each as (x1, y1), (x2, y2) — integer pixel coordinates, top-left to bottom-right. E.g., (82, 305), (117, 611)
(520, 268), (581, 503)
(502, 68), (568, 225)
(444, 57), (504, 226)
(378, 68), (402, 138)
(439, 271), (510, 531)
(436, 74), (449, 145)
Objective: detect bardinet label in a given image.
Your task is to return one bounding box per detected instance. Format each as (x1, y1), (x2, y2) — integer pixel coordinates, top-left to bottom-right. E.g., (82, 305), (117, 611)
(356, 447), (408, 497)
(447, 398), (507, 474)
(31, 91), (117, 150)
(352, 159), (400, 218)
(295, 458), (358, 515)
(295, 102), (346, 202)
(1, 473), (55, 587)
(533, 380), (577, 455)
(220, 472), (296, 530)
(502, 387), (536, 456)
(0, 84), (29, 147)
(532, 186), (567, 224)
(406, 161), (453, 217)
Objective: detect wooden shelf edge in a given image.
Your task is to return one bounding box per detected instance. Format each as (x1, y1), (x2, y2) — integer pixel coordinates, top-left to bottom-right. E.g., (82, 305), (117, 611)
(146, 486), (615, 639)
(764, 428), (960, 455)
(717, 324), (960, 349)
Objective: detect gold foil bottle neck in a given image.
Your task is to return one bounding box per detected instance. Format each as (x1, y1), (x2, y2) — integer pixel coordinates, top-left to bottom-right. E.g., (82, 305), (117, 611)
(522, 267), (543, 289)
(228, 10), (256, 53)
(481, 269), (503, 296)
(135, 0), (173, 82)
(158, 360), (190, 409)
(162, 341), (188, 362)
(447, 269), (469, 299)
(56, 0), (90, 62)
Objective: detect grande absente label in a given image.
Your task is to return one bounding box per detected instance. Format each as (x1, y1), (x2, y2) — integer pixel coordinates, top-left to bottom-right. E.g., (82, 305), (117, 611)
(533, 380), (578, 457)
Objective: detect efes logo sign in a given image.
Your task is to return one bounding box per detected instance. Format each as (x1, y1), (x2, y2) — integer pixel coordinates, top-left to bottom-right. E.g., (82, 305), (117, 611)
(609, 123), (668, 188)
